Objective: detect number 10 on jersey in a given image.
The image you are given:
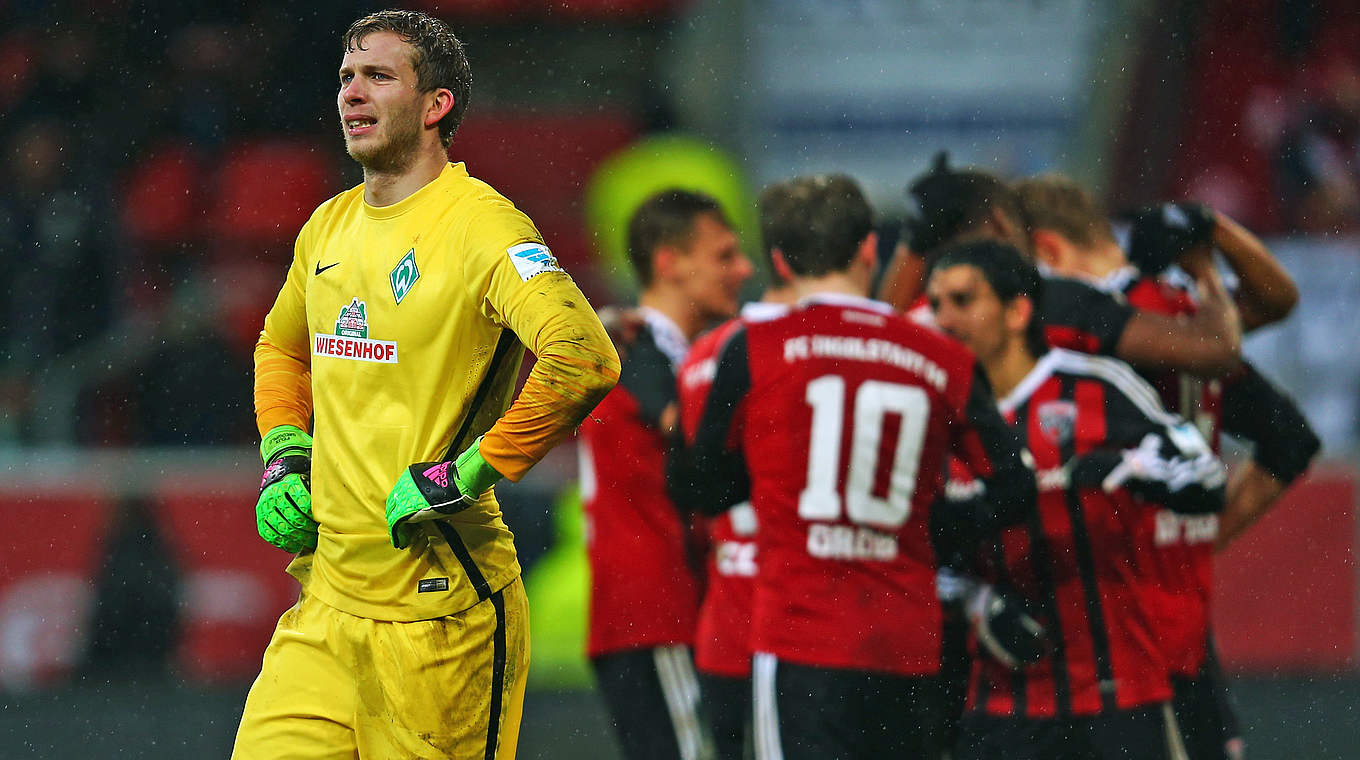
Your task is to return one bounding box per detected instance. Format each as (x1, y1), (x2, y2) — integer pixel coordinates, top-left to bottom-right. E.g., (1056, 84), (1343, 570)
(800, 375), (929, 530)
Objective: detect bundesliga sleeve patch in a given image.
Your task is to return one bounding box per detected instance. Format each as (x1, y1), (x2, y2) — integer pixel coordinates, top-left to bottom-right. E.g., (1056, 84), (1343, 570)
(506, 242), (563, 281)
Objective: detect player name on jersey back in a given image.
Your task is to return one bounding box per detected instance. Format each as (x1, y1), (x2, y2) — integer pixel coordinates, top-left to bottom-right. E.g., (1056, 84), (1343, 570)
(806, 523), (898, 561)
(1154, 509), (1218, 546)
(313, 333), (399, 363)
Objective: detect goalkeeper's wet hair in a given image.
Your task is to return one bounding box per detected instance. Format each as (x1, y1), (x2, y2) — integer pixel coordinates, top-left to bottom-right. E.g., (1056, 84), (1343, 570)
(933, 239), (1048, 358)
(759, 174), (873, 277)
(1014, 174), (1117, 248)
(344, 10), (472, 147)
(626, 189), (728, 287)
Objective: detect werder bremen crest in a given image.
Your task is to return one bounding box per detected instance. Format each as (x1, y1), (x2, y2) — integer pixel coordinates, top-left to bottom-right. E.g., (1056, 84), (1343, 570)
(390, 248), (420, 304)
(336, 298), (369, 338)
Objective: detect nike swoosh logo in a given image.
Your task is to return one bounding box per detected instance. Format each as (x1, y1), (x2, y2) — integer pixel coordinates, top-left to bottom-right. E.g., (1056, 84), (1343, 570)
(314, 262), (340, 275)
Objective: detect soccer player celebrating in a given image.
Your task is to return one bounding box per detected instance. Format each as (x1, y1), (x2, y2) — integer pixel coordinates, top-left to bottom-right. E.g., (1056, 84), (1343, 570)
(1014, 175), (1320, 759)
(672, 184), (802, 760)
(1015, 176), (1319, 547)
(928, 240), (1228, 760)
(234, 10), (620, 759)
(672, 175), (1037, 759)
(881, 155), (1243, 377)
(579, 189), (752, 760)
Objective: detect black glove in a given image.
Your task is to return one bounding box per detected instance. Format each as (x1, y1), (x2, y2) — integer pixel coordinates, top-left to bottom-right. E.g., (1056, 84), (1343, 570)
(938, 569), (1046, 669)
(1124, 202), (1216, 276)
(968, 583), (1046, 668)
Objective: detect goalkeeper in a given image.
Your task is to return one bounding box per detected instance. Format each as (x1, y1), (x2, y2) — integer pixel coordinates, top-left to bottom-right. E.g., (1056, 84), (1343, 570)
(234, 10), (620, 760)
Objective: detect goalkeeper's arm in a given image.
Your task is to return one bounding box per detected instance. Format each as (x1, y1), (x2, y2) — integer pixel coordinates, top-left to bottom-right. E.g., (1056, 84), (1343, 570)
(253, 322), (316, 553)
(385, 435), (504, 550)
(385, 269), (621, 549)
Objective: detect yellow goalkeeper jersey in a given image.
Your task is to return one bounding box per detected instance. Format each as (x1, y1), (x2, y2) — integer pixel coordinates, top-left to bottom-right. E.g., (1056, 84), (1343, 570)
(255, 162), (619, 621)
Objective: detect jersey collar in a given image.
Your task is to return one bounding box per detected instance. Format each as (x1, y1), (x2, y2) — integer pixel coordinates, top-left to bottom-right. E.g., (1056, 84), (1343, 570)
(797, 292), (896, 315)
(361, 162), (467, 220)
(1093, 265), (1142, 294)
(639, 306), (690, 368)
(997, 349), (1068, 416)
(740, 301), (790, 323)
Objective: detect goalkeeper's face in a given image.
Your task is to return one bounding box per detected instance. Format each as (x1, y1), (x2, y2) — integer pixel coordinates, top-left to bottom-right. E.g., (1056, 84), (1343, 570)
(338, 31), (430, 172)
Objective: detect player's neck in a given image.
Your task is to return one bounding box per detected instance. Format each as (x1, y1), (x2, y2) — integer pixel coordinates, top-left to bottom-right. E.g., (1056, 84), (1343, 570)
(1073, 241), (1127, 280)
(362, 146), (448, 207)
(639, 289), (705, 342)
(984, 344), (1038, 400)
(790, 271), (870, 303)
(761, 282), (799, 306)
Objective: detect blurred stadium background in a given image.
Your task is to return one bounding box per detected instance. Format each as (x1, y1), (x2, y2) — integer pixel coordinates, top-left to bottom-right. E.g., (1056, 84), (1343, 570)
(3, 0), (1360, 757)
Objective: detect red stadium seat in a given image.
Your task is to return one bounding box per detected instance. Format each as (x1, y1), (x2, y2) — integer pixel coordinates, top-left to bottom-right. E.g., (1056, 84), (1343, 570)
(154, 482), (298, 683)
(204, 258), (284, 358)
(0, 30), (37, 113)
(211, 138), (336, 250)
(452, 110), (637, 213)
(120, 141), (203, 247)
(0, 493), (111, 691)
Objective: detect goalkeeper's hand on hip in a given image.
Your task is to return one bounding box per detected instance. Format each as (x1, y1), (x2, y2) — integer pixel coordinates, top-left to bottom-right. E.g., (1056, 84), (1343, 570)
(386, 436), (505, 549)
(256, 425), (318, 553)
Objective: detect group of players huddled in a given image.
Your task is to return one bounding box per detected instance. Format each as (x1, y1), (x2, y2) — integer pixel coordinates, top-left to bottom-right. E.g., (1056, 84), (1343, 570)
(578, 156), (1321, 760)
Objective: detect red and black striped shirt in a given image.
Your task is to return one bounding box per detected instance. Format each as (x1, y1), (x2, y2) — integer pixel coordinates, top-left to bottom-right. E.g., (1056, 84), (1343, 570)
(966, 349), (1226, 718)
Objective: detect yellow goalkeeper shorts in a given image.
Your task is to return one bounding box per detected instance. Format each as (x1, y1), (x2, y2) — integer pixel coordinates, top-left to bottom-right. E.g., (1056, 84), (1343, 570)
(232, 576), (529, 760)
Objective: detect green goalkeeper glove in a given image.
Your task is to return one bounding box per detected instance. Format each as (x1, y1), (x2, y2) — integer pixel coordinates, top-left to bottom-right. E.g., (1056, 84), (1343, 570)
(385, 436), (504, 549)
(256, 425), (319, 553)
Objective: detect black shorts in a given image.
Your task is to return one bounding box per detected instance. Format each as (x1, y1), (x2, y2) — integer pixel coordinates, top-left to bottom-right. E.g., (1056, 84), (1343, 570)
(751, 652), (945, 760)
(592, 645), (715, 760)
(936, 608), (972, 756)
(955, 703), (1189, 760)
(698, 671), (750, 760)
(1171, 637), (1245, 760)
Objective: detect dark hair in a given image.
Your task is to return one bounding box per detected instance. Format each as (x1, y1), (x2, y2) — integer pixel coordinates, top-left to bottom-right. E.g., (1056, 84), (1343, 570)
(626, 189), (728, 286)
(759, 174), (873, 277)
(904, 152), (1026, 260)
(1013, 174), (1116, 248)
(343, 10), (472, 147)
(932, 240), (1048, 357)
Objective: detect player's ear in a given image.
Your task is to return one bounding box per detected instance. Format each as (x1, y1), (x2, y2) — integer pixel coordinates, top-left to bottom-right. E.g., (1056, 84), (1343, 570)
(1029, 228), (1067, 270)
(991, 206), (1021, 243)
(770, 248), (797, 284)
(1006, 294), (1035, 335)
(425, 88), (455, 129)
(857, 231), (879, 268)
(855, 231), (880, 285)
(652, 244), (679, 283)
